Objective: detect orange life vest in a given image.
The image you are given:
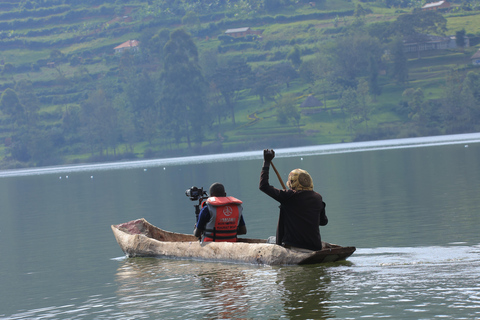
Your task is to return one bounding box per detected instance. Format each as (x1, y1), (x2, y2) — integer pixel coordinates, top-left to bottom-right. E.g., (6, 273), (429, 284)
(203, 196), (243, 242)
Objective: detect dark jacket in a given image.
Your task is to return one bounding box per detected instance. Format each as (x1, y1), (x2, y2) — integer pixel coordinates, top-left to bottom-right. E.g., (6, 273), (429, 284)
(259, 165), (328, 251)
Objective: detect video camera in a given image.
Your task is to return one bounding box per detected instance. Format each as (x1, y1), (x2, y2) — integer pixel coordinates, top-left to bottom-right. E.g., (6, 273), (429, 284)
(185, 186), (209, 222)
(185, 186), (208, 202)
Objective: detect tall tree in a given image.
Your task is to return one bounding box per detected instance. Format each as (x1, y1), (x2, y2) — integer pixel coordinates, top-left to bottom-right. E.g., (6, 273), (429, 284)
(368, 56), (381, 98)
(357, 79), (372, 131)
(276, 93), (301, 133)
(368, 21), (394, 44)
(140, 28), (170, 64)
(251, 66), (278, 104)
(270, 62), (298, 88)
(287, 46), (302, 69)
(391, 36), (408, 84)
(62, 105), (81, 137)
(0, 88), (24, 128)
(455, 29), (466, 52)
(253, 63), (297, 104)
(113, 95), (137, 153)
(442, 70), (475, 133)
(80, 89), (119, 156)
(332, 33), (383, 85)
(354, 4), (367, 20)
(461, 71), (480, 126)
(339, 87), (360, 134)
(14, 80), (39, 122)
(402, 87), (424, 121)
(443, 74), (464, 133)
(212, 58), (252, 125)
(124, 70), (159, 142)
(309, 52), (338, 107)
(160, 28), (207, 147)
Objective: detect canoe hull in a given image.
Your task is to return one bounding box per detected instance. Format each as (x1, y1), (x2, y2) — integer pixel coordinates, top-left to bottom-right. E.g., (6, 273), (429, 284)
(112, 218), (355, 266)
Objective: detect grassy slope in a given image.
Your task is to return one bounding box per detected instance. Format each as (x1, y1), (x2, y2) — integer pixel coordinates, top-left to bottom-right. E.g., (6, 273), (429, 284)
(201, 7), (478, 150)
(0, 1), (479, 164)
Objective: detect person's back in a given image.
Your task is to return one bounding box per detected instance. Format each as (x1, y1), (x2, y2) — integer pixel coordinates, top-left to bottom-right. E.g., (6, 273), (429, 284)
(203, 195), (243, 242)
(259, 149), (327, 251)
(276, 189), (326, 250)
(194, 182), (247, 242)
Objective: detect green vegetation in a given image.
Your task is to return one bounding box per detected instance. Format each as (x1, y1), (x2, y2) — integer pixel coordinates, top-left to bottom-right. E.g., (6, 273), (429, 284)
(1, 0), (480, 168)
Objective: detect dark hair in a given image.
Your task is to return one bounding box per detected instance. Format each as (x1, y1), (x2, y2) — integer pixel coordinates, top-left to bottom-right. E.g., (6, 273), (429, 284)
(209, 182), (226, 197)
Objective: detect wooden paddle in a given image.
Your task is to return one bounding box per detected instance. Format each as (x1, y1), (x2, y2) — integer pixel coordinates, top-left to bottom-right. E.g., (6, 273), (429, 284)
(270, 161), (286, 246)
(270, 161), (286, 190)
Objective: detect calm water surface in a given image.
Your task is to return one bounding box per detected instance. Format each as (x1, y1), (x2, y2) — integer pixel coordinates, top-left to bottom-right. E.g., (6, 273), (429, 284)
(1, 133), (480, 319)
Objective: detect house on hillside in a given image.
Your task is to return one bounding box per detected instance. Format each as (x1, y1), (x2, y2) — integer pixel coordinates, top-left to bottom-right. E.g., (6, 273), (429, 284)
(224, 27), (261, 38)
(421, 1), (451, 11)
(114, 40), (139, 54)
(403, 34), (469, 53)
(300, 95), (323, 115)
(300, 95), (323, 108)
(471, 49), (480, 66)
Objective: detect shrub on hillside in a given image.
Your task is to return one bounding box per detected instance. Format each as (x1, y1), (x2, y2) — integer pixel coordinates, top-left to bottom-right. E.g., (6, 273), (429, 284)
(218, 35), (235, 44)
(218, 41), (259, 52)
(2, 63), (15, 73)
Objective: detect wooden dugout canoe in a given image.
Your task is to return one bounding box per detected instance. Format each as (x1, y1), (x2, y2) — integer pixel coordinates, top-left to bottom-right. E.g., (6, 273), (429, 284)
(111, 218), (356, 266)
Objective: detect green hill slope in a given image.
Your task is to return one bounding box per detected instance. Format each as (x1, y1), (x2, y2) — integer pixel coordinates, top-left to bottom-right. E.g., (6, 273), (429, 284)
(0, 0), (479, 168)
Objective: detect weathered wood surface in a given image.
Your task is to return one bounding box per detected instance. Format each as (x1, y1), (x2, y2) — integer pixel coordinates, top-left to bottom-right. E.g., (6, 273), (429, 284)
(111, 218), (356, 265)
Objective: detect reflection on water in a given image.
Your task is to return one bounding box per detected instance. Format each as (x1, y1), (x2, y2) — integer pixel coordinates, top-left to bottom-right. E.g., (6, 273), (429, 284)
(276, 264), (335, 319)
(196, 266), (250, 319)
(111, 245), (480, 319)
(3, 245), (480, 319)
(115, 258), (285, 319)
(114, 258), (344, 319)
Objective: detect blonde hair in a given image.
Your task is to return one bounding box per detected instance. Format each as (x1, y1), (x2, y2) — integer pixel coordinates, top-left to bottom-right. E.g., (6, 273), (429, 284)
(286, 168), (314, 191)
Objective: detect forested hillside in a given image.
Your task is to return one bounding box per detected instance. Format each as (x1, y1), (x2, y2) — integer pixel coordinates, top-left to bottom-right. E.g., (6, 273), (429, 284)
(0, 0), (479, 168)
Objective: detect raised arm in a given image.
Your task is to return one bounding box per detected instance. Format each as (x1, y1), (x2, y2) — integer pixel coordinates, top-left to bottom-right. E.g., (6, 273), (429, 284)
(259, 149), (286, 201)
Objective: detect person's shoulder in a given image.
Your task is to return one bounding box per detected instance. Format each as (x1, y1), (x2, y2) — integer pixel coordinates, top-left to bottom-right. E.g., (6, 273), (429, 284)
(298, 190), (322, 197)
(226, 196), (242, 204)
(199, 205), (210, 214)
(208, 196), (243, 205)
(281, 189), (297, 198)
(312, 190), (323, 200)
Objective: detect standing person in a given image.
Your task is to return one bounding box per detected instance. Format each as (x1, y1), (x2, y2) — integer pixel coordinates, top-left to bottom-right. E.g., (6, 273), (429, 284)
(259, 149), (328, 251)
(194, 182), (247, 242)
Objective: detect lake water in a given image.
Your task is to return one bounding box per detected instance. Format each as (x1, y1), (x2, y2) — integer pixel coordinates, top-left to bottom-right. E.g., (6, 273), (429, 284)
(1, 133), (480, 319)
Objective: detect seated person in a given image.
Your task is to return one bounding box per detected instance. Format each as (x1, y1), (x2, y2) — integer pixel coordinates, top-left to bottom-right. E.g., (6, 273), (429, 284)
(259, 149), (328, 251)
(194, 182), (247, 242)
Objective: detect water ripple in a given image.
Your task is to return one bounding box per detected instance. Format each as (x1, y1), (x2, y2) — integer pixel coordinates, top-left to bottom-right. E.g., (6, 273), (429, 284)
(3, 246), (480, 319)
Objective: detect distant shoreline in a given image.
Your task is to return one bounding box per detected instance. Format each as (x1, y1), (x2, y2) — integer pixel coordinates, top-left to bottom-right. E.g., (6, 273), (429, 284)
(1, 132), (479, 178)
